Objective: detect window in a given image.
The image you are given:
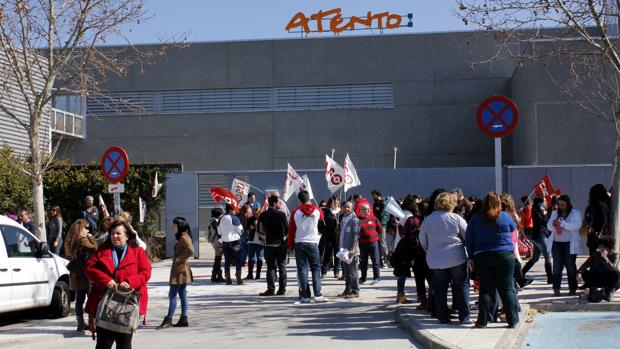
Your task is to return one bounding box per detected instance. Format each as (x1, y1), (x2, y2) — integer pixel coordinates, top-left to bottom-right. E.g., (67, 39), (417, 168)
(1, 225), (38, 258)
(86, 84), (394, 116)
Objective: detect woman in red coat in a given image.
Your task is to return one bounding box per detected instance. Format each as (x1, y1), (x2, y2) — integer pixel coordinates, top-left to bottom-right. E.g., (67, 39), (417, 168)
(85, 220), (152, 349)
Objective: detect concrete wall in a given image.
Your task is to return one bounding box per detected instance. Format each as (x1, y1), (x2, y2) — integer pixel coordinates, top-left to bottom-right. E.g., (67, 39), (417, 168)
(510, 53), (616, 165)
(59, 32), (521, 171)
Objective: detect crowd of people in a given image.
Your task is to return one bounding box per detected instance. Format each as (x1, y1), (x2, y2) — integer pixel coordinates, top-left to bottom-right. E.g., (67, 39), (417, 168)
(2, 183), (619, 346)
(202, 185), (619, 329)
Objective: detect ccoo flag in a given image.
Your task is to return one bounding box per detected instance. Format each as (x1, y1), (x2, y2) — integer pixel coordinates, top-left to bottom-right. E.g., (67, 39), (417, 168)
(151, 172), (163, 198)
(343, 153), (361, 193)
(301, 175), (315, 201)
(325, 154), (345, 193)
(283, 164), (305, 201)
(231, 178), (250, 206)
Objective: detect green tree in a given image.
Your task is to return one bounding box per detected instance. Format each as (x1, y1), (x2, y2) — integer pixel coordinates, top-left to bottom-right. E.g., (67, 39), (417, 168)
(0, 146), (31, 212)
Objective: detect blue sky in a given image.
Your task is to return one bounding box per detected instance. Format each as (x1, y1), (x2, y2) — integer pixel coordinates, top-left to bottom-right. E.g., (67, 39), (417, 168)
(112, 0), (467, 44)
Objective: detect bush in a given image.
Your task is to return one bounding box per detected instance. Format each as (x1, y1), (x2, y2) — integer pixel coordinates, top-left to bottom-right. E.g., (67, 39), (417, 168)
(0, 146), (32, 213)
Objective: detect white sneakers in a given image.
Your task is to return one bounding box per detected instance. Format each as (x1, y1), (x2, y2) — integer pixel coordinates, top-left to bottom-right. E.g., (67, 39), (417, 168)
(294, 296), (329, 304)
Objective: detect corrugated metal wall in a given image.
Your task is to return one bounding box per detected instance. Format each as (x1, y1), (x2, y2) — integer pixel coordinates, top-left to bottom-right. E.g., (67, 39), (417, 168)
(0, 51), (52, 157)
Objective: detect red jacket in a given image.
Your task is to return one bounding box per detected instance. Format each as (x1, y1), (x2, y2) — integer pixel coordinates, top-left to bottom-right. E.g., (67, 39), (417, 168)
(84, 242), (152, 316)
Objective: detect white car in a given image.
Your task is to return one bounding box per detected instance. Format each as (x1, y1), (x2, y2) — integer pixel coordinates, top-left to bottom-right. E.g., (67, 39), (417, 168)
(0, 215), (71, 317)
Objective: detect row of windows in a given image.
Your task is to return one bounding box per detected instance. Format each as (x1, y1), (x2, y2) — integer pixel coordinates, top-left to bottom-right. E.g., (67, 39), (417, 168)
(86, 84), (393, 116)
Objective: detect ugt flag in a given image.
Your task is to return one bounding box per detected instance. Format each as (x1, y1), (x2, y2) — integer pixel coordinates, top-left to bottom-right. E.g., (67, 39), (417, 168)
(325, 154), (345, 193)
(344, 154), (361, 193)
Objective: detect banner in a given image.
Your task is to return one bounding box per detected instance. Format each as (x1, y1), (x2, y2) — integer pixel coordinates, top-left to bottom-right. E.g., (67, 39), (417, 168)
(209, 187), (240, 210)
(138, 197), (146, 223)
(151, 171), (163, 198)
(231, 178), (250, 206)
(283, 163), (305, 201)
(534, 175), (561, 206)
(325, 154), (345, 193)
(301, 175), (315, 201)
(343, 153), (361, 193)
(99, 194), (110, 218)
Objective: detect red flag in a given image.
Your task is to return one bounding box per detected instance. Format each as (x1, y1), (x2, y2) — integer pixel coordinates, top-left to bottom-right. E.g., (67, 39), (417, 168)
(209, 187), (240, 210)
(534, 175), (561, 206)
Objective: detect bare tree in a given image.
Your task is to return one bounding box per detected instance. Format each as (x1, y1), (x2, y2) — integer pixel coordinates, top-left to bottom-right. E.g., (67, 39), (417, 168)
(457, 0), (620, 254)
(0, 0), (172, 240)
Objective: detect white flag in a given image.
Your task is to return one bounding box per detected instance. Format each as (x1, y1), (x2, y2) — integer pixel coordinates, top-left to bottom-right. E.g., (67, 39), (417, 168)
(344, 153), (361, 193)
(139, 197), (146, 223)
(231, 178), (251, 206)
(99, 194), (109, 218)
(325, 154), (345, 193)
(283, 163), (305, 201)
(151, 172), (163, 198)
(301, 175), (315, 201)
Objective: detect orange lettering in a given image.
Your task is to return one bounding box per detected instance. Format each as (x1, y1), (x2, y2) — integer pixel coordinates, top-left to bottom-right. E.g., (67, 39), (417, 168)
(330, 13), (353, 33)
(349, 12), (373, 30)
(371, 12), (389, 29)
(386, 14), (402, 29)
(286, 12), (311, 33)
(311, 8), (340, 33)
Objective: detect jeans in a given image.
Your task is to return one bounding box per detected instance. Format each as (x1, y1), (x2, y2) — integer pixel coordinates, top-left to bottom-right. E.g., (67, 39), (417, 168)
(432, 262), (471, 322)
(96, 327), (132, 349)
(552, 241), (578, 291)
(413, 248), (432, 297)
(294, 242), (322, 299)
(530, 235), (551, 264)
(247, 243), (265, 263)
(320, 237), (341, 274)
(167, 284), (188, 317)
(75, 289), (87, 316)
(240, 236), (249, 265)
(265, 244), (288, 291)
(222, 240), (242, 274)
(359, 241), (381, 282)
(474, 251), (519, 327)
(343, 256), (359, 294)
(397, 275), (407, 293)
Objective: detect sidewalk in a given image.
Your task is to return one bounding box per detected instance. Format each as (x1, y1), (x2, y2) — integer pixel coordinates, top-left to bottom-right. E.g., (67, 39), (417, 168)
(394, 256), (620, 349)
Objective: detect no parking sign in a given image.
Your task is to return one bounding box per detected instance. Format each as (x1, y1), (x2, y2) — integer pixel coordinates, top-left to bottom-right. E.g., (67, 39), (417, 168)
(476, 96), (519, 138)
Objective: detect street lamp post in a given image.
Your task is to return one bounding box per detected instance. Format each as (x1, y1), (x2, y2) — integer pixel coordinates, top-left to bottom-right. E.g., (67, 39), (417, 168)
(393, 146), (398, 169)
(331, 148), (335, 159)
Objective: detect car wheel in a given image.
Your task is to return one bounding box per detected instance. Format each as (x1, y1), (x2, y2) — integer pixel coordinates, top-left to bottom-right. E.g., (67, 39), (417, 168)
(50, 280), (70, 318)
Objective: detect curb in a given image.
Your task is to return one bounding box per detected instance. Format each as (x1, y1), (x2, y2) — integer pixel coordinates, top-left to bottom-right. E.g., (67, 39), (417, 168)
(529, 302), (620, 312)
(395, 307), (457, 349)
(395, 304), (530, 349)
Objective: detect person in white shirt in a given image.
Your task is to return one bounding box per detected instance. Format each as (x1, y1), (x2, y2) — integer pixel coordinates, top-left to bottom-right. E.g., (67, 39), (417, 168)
(218, 204), (244, 285)
(287, 190), (327, 304)
(547, 195), (583, 296)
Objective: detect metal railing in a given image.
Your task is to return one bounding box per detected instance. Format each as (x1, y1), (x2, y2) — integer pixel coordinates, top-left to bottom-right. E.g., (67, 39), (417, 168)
(51, 108), (85, 138)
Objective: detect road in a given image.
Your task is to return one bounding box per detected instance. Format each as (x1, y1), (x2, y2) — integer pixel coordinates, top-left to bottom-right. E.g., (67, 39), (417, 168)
(0, 245), (420, 349)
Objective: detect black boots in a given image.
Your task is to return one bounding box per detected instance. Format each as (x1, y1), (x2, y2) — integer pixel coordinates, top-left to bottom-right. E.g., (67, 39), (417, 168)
(245, 261), (255, 279)
(545, 263), (553, 284)
(256, 260), (263, 279)
(212, 255), (224, 283)
(76, 315), (86, 331)
(173, 316), (189, 327)
(157, 316), (188, 329)
(236, 271), (244, 285)
(225, 270), (233, 285)
(156, 317), (173, 330)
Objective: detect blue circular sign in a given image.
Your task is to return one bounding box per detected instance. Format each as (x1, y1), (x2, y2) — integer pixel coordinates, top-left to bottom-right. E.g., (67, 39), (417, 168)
(476, 96), (519, 138)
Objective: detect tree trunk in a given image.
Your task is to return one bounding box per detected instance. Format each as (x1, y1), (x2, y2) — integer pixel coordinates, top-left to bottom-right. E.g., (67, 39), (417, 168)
(29, 111), (46, 242)
(612, 135), (620, 257)
(32, 172), (46, 242)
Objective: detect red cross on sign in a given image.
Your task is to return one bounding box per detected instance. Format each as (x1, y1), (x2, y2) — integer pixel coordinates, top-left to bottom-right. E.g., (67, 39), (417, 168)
(100, 146), (130, 183)
(476, 96), (519, 138)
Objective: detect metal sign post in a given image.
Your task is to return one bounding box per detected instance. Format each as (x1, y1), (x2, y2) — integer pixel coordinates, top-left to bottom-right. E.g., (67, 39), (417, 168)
(495, 138), (502, 194)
